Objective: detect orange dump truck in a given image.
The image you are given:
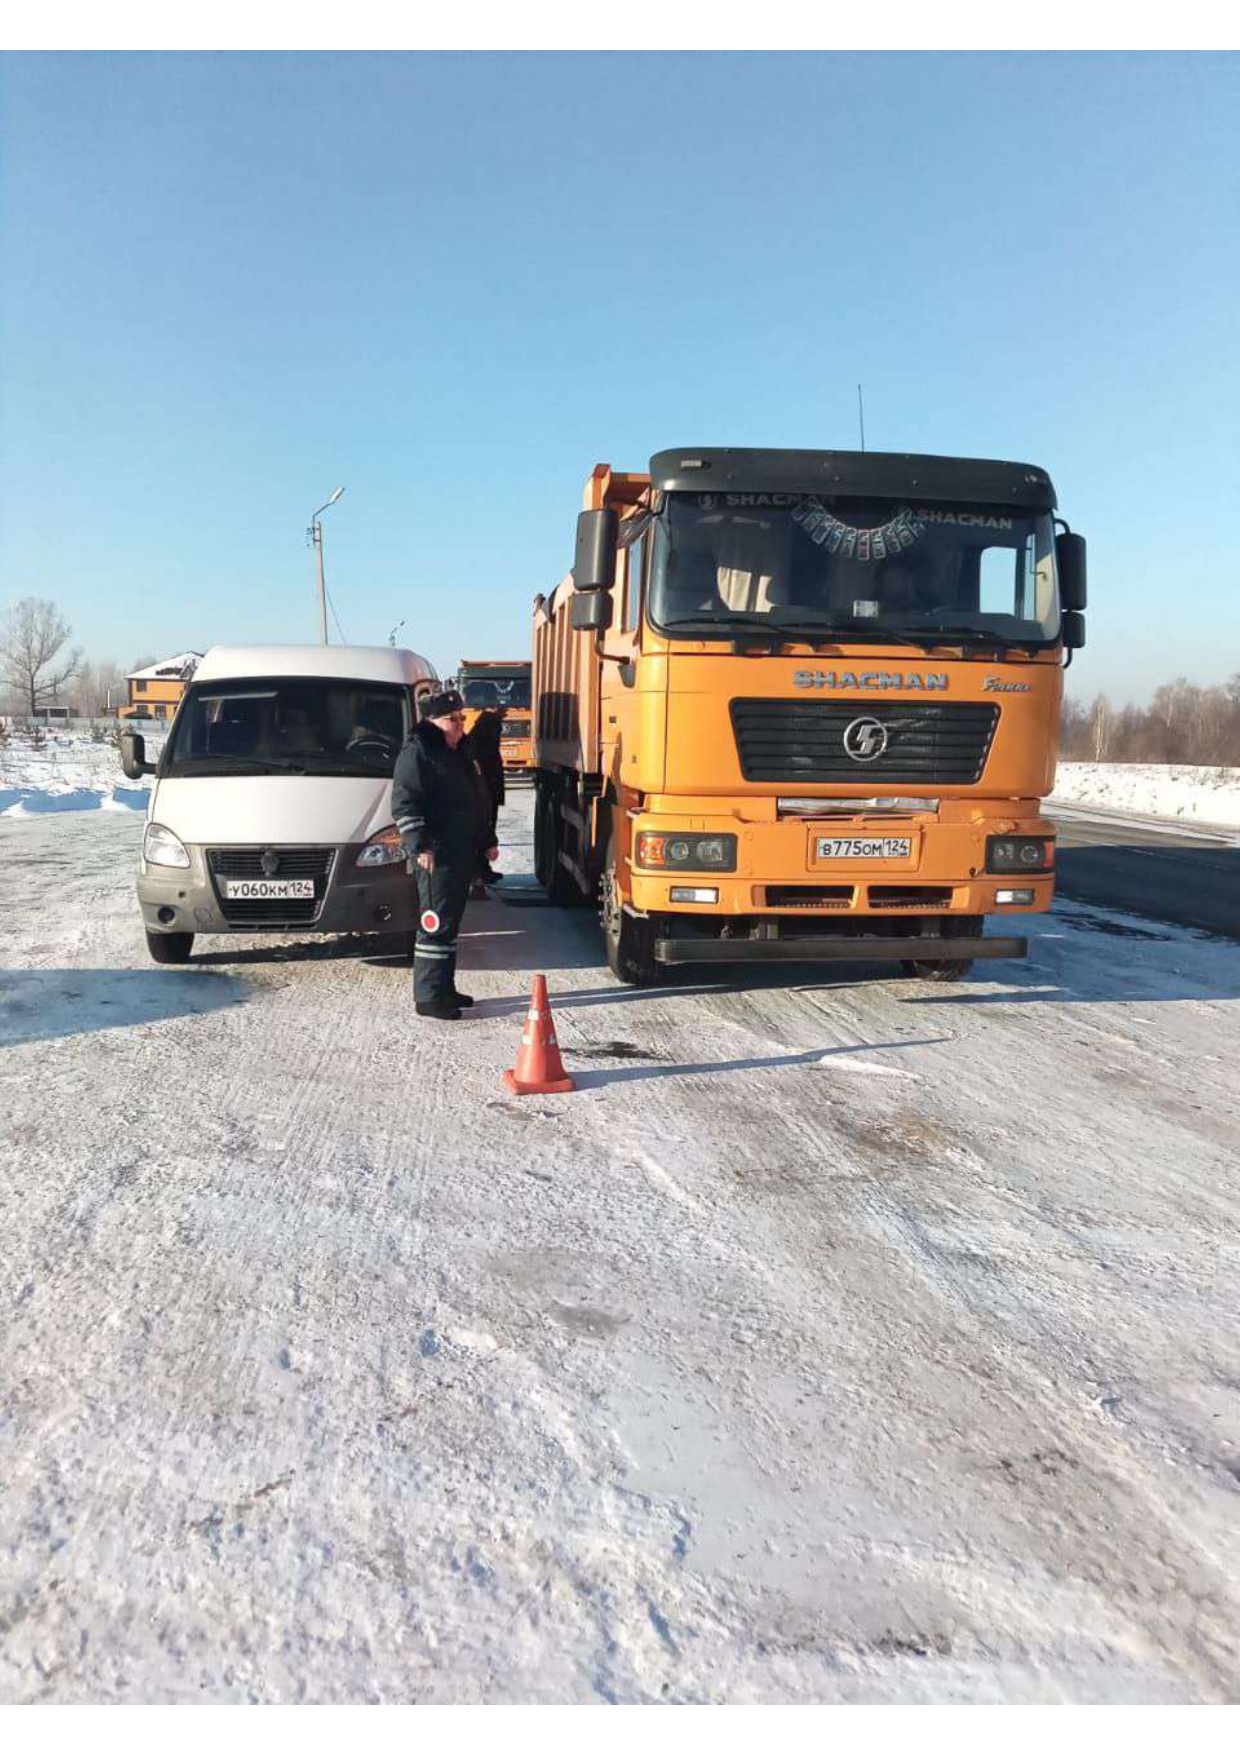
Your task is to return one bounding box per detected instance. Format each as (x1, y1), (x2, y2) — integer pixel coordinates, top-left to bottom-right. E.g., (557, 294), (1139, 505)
(456, 659), (533, 777)
(532, 447), (1087, 986)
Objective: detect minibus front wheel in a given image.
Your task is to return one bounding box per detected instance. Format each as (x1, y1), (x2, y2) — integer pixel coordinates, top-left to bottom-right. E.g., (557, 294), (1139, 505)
(145, 929), (194, 964)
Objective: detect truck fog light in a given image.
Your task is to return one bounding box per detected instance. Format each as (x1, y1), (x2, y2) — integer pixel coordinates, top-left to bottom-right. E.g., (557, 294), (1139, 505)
(670, 886), (718, 904)
(996, 888), (1035, 905)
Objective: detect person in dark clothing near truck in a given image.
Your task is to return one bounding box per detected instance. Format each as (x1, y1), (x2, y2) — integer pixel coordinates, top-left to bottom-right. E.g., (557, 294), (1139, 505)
(391, 689), (498, 1021)
(463, 708), (505, 893)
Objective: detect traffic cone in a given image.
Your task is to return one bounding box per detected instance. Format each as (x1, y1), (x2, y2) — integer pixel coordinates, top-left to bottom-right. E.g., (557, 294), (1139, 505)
(503, 974), (575, 1095)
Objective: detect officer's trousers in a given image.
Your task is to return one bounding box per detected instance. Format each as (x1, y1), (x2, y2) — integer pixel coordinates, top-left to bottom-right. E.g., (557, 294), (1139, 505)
(413, 856), (472, 1004)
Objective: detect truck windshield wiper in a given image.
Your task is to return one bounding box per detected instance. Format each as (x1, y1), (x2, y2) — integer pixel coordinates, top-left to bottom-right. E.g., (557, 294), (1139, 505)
(793, 619), (933, 649)
(661, 613), (784, 632)
(912, 624), (1026, 648)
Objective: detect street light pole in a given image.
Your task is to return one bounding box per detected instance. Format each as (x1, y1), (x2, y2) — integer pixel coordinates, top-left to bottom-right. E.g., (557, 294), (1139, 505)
(308, 487), (345, 644)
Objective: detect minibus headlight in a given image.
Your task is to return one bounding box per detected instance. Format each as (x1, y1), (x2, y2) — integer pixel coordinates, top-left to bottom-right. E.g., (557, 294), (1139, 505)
(986, 835), (1053, 874)
(635, 832), (737, 872)
(356, 827), (407, 867)
(143, 823), (190, 869)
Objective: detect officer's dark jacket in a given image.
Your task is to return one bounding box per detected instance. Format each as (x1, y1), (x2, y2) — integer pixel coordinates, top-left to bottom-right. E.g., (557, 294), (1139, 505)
(464, 711), (505, 810)
(392, 719), (490, 859)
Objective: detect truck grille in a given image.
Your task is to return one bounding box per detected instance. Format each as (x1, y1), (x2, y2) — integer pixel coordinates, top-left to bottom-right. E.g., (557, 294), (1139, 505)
(207, 847), (335, 925)
(502, 717), (531, 737)
(730, 700), (999, 785)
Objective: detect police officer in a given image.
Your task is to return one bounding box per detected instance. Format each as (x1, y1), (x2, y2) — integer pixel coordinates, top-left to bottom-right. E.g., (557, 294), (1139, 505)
(391, 689), (498, 1020)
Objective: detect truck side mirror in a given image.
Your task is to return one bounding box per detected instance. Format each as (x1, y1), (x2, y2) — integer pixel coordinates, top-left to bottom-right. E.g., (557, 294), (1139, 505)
(574, 508), (618, 592)
(571, 590), (612, 633)
(1056, 531), (1087, 611)
(1062, 610), (1086, 651)
(120, 730), (154, 779)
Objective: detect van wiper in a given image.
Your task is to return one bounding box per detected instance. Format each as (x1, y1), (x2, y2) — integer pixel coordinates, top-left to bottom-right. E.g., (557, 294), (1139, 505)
(176, 754), (310, 773)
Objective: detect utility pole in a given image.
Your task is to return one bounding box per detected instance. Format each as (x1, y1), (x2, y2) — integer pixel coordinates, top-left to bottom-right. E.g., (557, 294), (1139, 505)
(308, 487), (345, 644)
(857, 384), (867, 453)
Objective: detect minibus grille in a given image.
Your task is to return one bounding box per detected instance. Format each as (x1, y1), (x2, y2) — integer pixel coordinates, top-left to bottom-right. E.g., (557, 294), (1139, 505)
(730, 700), (999, 785)
(208, 847), (335, 925)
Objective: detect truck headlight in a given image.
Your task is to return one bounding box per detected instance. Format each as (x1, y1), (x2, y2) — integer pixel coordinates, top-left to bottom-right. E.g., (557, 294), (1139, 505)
(143, 822), (190, 869)
(986, 835), (1054, 873)
(356, 826), (407, 867)
(635, 831), (737, 872)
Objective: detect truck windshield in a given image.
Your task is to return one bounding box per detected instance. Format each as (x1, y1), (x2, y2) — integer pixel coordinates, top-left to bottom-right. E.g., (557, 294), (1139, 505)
(647, 493), (1059, 646)
(459, 674), (531, 709)
(162, 678), (411, 776)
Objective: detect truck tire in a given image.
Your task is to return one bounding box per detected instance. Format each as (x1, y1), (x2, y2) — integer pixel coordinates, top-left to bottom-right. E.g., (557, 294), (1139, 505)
(145, 929), (194, 964)
(602, 837), (660, 987)
(902, 915), (978, 982)
(536, 784), (584, 906)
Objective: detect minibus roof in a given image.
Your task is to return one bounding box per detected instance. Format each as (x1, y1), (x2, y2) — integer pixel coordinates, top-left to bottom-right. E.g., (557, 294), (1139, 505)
(194, 645), (436, 686)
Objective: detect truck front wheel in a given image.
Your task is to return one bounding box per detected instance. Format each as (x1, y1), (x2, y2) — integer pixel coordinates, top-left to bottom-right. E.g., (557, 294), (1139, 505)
(902, 915), (978, 982)
(602, 841), (660, 987)
(145, 929), (194, 964)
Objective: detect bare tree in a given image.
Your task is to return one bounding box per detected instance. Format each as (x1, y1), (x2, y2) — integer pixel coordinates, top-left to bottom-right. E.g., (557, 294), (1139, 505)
(0, 598), (83, 716)
(1089, 693), (1114, 762)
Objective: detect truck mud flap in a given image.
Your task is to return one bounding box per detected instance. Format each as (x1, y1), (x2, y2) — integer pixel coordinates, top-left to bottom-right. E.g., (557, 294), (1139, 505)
(653, 934), (1027, 965)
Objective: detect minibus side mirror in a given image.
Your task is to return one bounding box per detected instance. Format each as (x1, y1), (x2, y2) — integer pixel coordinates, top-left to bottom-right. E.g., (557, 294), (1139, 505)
(574, 508), (618, 592)
(120, 730), (155, 779)
(571, 590), (612, 633)
(1056, 532), (1087, 611)
(1062, 610), (1086, 651)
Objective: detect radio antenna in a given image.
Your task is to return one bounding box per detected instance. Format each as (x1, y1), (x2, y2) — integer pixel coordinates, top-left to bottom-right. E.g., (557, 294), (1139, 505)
(857, 383), (867, 452)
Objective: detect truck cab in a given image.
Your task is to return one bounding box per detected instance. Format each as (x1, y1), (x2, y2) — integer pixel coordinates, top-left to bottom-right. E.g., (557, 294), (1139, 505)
(121, 644), (437, 963)
(456, 659), (534, 778)
(533, 448), (1087, 985)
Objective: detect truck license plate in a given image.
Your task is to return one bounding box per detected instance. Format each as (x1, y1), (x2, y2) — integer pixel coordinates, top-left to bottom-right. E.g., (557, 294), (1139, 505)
(220, 878), (315, 899)
(815, 837), (912, 860)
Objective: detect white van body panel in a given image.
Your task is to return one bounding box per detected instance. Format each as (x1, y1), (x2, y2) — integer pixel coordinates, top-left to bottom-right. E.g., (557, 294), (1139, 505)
(148, 774), (396, 847)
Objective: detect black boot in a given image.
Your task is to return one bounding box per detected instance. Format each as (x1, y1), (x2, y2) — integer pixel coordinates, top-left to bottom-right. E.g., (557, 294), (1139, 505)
(416, 999), (462, 1021)
(450, 991), (475, 1007)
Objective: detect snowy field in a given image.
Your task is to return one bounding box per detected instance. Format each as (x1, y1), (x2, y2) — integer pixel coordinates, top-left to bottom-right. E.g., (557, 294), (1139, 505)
(2, 793), (1240, 1703)
(1052, 763), (1240, 830)
(0, 726), (162, 817)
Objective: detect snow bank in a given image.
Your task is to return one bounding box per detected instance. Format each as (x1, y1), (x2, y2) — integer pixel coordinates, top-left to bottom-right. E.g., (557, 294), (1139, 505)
(0, 728), (162, 815)
(1051, 763), (1240, 828)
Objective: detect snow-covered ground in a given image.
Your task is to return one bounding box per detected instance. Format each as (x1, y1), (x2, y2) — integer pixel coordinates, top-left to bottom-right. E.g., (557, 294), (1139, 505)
(2, 794), (1240, 1703)
(1052, 763), (1240, 829)
(0, 727), (162, 817)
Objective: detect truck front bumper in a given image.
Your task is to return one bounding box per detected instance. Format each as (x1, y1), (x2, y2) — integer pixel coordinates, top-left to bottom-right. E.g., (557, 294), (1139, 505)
(654, 932), (1027, 966)
(626, 802), (1055, 920)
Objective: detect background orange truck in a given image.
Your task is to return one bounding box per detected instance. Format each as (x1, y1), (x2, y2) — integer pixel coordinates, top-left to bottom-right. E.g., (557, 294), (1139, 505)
(532, 446), (1087, 985)
(455, 659), (533, 777)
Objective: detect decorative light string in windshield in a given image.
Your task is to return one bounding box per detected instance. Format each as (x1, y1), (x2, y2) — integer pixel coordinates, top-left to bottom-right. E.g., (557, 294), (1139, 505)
(791, 498), (923, 562)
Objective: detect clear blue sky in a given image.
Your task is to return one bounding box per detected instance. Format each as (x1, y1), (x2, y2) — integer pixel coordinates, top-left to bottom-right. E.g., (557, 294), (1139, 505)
(1, 51), (1237, 703)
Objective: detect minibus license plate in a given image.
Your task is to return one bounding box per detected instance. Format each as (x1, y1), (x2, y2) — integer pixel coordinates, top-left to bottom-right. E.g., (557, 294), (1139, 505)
(816, 837), (912, 860)
(221, 878), (315, 899)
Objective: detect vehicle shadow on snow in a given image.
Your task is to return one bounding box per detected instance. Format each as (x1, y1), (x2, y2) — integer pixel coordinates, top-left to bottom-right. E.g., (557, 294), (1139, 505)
(564, 1036), (949, 1090)
(0, 967), (248, 1048)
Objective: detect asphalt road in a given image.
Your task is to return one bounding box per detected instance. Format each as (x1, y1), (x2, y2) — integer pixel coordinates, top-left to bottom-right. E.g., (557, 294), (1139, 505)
(1051, 804), (1240, 941)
